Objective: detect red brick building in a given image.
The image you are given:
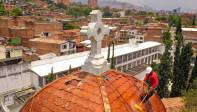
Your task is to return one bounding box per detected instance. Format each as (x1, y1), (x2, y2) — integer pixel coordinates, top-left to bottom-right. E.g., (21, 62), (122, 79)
(52, 0), (70, 5)
(181, 13), (196, 25)
(144, 27), (164, 43)
(88, 0), (98, 8)
(182, 28), (197, 55)
(29, 38), (76, 55)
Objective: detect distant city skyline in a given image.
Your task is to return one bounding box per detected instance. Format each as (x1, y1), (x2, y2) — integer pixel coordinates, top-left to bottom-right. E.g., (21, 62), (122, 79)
(119, 0), (197, 12)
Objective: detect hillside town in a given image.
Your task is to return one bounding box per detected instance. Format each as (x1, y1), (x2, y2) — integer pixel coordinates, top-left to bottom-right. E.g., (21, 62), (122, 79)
(0, 0), (197, 112)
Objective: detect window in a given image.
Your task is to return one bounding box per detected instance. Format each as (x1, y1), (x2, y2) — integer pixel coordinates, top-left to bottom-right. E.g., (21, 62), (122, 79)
(69, 42), (76, 49)
(123, 55), (127, 62)
(141, 59), (144, 64)
(123, 65), (127, 72)
(148, 48), (151, 54)
(145, 57), (148, 64)
(116, 56), (122, 64)
(128, 53), (132, 60)
(117, 67), (122, 71)
(152, 47), (154, 52)
(145, 49), (148, 55)
(128, 63), (131, 69)
(6, 51), (10, 58)
(133, 52), (137, 59)
(43, 32), (49, 37)
(62, 44), (67, 49)
(137, 60), (141, 65)
(138, 50), (142, 57)
(142, 49), (145, 56)
(39, 76), (44, 87)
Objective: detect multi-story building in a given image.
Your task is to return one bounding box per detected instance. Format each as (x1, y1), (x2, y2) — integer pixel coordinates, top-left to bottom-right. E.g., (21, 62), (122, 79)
(51, 0), (70, 5)
(88, 0), (97, 8)
(0, 45), (34, 111)
(31, 40), (162, 87)
(29, 38), (76, 55)
(119, 29), (144, 43)
(182, 27), (197, 55)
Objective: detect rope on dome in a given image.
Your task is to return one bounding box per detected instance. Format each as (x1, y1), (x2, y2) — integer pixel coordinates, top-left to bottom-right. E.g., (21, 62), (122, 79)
(96, 77), (111, 112)
(102, 75), (134, 112)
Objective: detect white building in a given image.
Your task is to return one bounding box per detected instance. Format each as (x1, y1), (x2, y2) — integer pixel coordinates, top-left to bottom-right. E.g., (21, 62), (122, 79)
(31, 40), (162, 87)
(0, 46), (33, 111)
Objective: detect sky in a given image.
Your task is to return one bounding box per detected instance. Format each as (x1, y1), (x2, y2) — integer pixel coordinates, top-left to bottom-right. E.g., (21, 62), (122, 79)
(119, 0), (197, 12)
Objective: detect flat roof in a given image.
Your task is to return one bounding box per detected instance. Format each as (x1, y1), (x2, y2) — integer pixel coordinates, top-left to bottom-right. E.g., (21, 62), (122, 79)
(30, 38), (66, 44)
(182, 28), (197, 32)
(31, 41), (161, 77)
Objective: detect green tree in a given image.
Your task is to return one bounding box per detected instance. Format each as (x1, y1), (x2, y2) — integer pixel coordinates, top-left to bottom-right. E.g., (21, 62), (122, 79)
(156, 16), (167, 21)
(125, 9), (135, 16)
(68, 65), (72, 74)
(138, 11), (147, 15)
(192, 15), (196, 26)
(143, 18), (149, 24)
(188, 56), (197, 89)
(157, 30), (173, 98)
(162, 29), (173, 50)
(151, 62), (159, 71)
(176, 17), (182, 34)
(179, 43), (193, 91)
(10, 7), (23, 17)
(0, 3), (5, 16)
(171, 33), (183, 97)
(110, 41), (115, 69)
(63, 22), (80, 30)
(168, 15), (178, 27)
(0, 3), (6, 16)
(67, 5), (92, 17)
(107, 43), (111, 63)
(103, 7), (113, 18)
(46, 67), (56, 84)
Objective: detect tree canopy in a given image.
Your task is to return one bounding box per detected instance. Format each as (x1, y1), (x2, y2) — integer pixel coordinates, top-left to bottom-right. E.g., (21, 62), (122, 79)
(157, 30), (173, 98)
(0, 3), (5, 16)
(10, 7), (23, 17)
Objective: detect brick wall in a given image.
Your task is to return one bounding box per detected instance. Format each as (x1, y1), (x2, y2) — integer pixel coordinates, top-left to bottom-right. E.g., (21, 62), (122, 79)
(0, 18), (15, 37)
(183, 31), (197, 40)
(32, 22), (63, 36)
(57, 0), (70, 5)
(30, 41), (61, 55)
(144, 28), (163, 42)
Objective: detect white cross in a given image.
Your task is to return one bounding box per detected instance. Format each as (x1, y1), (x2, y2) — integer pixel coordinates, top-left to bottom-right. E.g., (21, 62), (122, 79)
(81, 10), (110, 57)
(80, 10), (110, 75)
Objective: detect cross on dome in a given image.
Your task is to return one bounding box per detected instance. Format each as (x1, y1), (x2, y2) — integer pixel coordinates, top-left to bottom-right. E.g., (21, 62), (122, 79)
(80, 10), (110, 75)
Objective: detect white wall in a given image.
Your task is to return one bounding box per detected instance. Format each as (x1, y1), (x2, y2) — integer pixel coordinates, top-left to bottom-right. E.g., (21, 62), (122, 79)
(0, 72), (31, 94)
(0, 63), (32, 94)
(30, 72), (40, 89)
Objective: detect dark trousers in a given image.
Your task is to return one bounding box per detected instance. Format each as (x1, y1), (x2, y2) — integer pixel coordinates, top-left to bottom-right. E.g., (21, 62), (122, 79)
(141, 90), (154, 103)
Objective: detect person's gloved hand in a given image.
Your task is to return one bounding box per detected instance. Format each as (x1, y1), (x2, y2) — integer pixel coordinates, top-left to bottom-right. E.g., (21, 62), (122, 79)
(141, 81), (148, 94)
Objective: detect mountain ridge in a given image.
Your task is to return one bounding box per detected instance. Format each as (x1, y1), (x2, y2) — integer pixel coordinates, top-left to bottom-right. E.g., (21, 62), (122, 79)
(72, 0), (153, 11)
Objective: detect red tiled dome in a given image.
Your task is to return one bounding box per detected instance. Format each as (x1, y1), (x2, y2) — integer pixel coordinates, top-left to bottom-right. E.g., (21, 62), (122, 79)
(20, 70), (166, 112)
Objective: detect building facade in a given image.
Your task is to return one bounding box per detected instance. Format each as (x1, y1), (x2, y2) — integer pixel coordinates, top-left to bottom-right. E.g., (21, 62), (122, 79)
(31, 41), (162, 87)
(88, 0), (97, 8)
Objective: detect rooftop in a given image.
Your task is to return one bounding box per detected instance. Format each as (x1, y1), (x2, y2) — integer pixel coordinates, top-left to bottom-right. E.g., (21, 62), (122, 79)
(31, 41), (161, 77)
(30, 38), (66, 44)
(182, 28), (197, 32)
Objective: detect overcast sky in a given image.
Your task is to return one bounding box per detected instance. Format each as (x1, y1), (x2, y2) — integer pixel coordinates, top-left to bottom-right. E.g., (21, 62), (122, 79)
(119, 0), (197, 12)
